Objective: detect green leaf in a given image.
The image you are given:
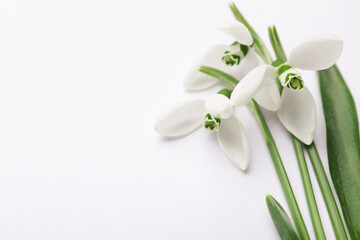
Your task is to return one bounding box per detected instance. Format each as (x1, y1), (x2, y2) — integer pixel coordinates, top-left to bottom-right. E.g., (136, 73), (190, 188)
(266, 195), (300, 240)
(319, 64), (360, 239)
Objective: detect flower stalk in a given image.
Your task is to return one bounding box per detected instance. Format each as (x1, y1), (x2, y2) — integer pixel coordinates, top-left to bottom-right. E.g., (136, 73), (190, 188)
(247, 100), (310, 240)
(226, 7), (311, 238)
(293, 138), (326, 239)
(199, 66), (310, 240)
(268, 26), (326, 239)
(268, 25), (348, 239)
(306, 143), (348, 239)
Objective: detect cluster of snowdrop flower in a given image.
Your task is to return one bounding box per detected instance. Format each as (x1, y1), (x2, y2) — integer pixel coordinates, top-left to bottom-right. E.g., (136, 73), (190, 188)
(155, 20), (343, 171)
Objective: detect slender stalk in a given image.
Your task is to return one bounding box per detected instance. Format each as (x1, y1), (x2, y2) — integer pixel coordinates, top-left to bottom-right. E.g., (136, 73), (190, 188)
(199, 66), (310, 240)
(207, 7), (311, 238)
(248, 100), (310, 240)
(293, 138), (326, 239)
(269, 26), (327, 239)
(199, 66), (239, 88)
(268, 25), (287, 61)
(306, 143), (348, 239)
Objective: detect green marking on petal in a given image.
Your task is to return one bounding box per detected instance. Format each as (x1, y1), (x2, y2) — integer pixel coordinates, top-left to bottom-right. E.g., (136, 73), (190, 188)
(221, 55), (238, 66)
(283, 73), (304, 91)
(277, 64), (304, 91)
(287, 76), (304, 91)
(285, 73), (297, 84)
(222, 41), (249, 66)
(240, 44), (249, 56)
(203, 113), (221, 132)
(232, 54), (241, 63)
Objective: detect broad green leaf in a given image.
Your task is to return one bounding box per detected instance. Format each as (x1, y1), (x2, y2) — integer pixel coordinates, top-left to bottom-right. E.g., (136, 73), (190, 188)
(319, 65), (360, 239)
(266, 195), (300, 240)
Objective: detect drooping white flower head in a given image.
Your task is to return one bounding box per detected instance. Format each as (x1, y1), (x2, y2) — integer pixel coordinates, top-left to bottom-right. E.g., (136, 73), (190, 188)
(183, 20), (263, 91)
(231, 35), (343, 144)
(154, 92), (250, 171)
(230, 64), (281, 111)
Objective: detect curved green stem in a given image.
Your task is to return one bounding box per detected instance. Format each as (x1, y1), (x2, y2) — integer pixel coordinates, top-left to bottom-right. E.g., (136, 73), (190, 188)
(306, 143), (348, 239)
(248, 101), (310, 240)
(269, 25), (326, 239)
(293, 138), (326, 240)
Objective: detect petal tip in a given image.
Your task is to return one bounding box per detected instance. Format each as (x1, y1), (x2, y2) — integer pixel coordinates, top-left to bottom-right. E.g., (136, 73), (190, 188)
(288, 34), (344, 70)
(278, 87), (317, 146)
(301, 133), (315, 146)
(237, 161), (249, 171)
(217, 20), (253, 45)
(182, 74), (218, 91)
(216, 116), (250, 172)
(182, 79), (196, 90)
(154, 99), (205, 137)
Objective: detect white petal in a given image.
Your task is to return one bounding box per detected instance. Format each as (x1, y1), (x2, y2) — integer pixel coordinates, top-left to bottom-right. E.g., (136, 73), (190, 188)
(217, 20), (253, 45)
(240, 48), (265, 76)
(217, 116), (250, 170)
(205, 94), (233, 119)
(154, 99), (206, 137)
(288, 35), (343, 70)
(253, 68), (281, 111)
(183, 45), (230, 90)
(230, 65), (276, 106)
(278, 87), (317, 145)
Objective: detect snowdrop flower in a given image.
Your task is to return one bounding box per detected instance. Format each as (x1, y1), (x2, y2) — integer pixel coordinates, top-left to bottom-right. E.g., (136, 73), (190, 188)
(154, 91), (250, 170)
(183, 20), (263, 90)
(231, 35), (343, 144)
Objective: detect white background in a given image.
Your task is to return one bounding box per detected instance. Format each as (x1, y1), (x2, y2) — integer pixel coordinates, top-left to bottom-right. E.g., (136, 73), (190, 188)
(0, 0), (359, 239)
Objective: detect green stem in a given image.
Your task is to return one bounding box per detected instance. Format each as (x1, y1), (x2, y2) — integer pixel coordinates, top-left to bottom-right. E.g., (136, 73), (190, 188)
(247, 100), (310, 240)
(269, 26), (326, 239)
(268, 25), (287, 61)
(199, 66), (239, 88)
(306, 143), (348, 239)
(293, 138), (326, 240)
(199, 66), (310, 240)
